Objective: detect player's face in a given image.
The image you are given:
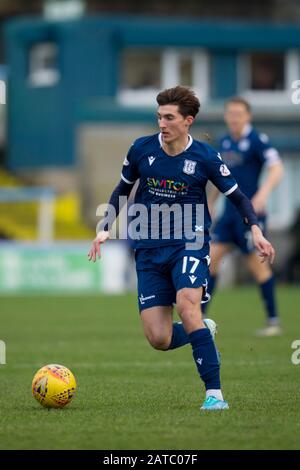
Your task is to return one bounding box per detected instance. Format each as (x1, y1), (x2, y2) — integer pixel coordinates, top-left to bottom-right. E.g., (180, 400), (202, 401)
(157, 105), (194, 144)
(224, 103), (251, 137)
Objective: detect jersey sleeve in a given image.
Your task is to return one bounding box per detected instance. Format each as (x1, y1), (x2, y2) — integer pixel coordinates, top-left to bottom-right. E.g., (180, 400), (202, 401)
(255, 133), (281, 167)
(206, 148), (238, 196)
(120, 142), (140, 184)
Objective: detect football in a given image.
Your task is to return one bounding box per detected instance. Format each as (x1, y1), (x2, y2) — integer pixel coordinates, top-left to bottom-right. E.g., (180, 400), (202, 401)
(32, 364), (76, 408)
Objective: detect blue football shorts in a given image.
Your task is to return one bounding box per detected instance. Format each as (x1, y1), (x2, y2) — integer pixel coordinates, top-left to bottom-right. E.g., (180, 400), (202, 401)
(135, 244), (211, 311)
(211, 211), (267, 255)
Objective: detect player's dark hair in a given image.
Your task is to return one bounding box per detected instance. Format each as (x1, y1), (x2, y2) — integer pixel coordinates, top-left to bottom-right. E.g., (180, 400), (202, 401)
(225, 96), (252, 113)
(156, 86), (200, 118)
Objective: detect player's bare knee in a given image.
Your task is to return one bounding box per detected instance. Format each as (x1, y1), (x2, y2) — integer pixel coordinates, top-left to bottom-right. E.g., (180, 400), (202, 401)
(146, 332), (171, 350)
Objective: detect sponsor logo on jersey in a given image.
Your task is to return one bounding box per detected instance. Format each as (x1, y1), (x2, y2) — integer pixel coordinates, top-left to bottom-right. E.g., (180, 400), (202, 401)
(222, 151), (243, 167)
(123, 156), (130, 166)
(189, 275), (197, 284)
(139, 293), (156, 305)
(147, 177), (189, 192)
(183, 159), (197, 175)
(148, 156), (156, 166)
(204, 255), (211, 266)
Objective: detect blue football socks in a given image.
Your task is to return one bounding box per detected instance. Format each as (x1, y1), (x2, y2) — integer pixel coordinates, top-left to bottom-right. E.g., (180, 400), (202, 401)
(168, 322), (189, 349)
(259, 275), (279, 324)
(189, 328), (220, 390)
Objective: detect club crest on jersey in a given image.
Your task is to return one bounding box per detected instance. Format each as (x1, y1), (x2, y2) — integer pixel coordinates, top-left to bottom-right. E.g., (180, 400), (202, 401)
(219, 164), (231, 176)
(222, 139), (231, 149)
(238, 139), (250, 151)
(183, 160), (196, 175)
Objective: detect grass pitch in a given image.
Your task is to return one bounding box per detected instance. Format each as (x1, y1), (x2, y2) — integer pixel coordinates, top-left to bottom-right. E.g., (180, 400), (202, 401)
(0, 286), (299, 450)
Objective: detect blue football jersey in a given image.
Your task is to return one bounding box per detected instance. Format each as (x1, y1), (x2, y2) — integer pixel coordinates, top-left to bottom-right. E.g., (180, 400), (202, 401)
(220, 124), (281, 214)
(121, 133), (238, 249)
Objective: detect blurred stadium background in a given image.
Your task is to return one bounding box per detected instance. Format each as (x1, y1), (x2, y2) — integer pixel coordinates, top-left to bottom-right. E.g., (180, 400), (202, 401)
(1, 0), (300, 451)
(0, 0), (300, 293)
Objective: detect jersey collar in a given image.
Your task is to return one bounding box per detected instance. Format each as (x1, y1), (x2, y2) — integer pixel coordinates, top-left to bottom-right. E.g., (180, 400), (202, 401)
(158, 133), (193, 151)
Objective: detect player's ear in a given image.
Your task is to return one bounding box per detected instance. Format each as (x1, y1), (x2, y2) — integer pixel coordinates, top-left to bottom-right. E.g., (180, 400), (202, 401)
(185, 115), (194, 127)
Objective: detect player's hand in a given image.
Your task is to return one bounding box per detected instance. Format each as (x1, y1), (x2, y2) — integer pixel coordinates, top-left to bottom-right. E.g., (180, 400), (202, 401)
(251, 225), (275, 264)
(251, 192), (267, 215)
(87, 231), (110, 262)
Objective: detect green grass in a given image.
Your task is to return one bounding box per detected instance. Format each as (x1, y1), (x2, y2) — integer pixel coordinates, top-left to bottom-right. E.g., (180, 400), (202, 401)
(0, 286), (299, 450)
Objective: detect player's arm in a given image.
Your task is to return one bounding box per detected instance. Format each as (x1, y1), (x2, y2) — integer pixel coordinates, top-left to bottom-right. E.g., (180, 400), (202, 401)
(207, 183), (220, 218)
(251, 161), (284, 214)
(252, 135), (284, 214)
(88, 179), (135, 262)
(88, 141), (140, 262)
(206, 149), (275, 263)
(227, 187), (275, 263)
